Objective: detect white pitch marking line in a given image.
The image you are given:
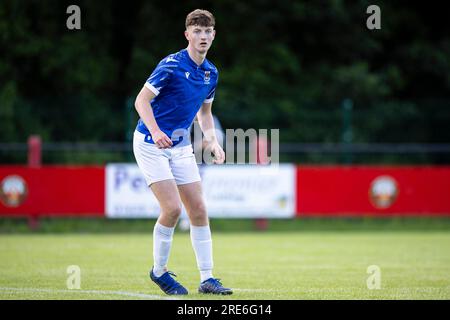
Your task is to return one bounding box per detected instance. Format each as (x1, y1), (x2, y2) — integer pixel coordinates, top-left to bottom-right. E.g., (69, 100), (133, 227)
(0, 287), (180, 300)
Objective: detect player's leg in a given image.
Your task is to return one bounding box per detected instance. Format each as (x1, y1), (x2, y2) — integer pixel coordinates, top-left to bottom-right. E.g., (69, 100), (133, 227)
(178, 181), (212, 279)
(147, 179), (188, 294)
(171, 145), (211, 280)
(178, 181), (232, 295)
(150, 179), (182, 276)
(171, 145), (232, 294)
(133, 131), (187, 294)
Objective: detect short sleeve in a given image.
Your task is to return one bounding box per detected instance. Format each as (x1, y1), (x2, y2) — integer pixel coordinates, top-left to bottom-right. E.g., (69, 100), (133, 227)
(204, 73), (218, 104)
(145, 56), (179, 96)
(204, 86), (216, 104)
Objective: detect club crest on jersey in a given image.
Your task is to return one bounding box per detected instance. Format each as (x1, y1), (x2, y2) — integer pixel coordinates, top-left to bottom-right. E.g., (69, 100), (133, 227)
(204, 71), (210, 84)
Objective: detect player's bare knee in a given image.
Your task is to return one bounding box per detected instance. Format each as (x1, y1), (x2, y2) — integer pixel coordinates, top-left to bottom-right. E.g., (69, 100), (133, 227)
(189, 202), (208, 221)
(196, 201), (207, 214)
(164, 205), (182, 219)
(193, 200), (207, 214)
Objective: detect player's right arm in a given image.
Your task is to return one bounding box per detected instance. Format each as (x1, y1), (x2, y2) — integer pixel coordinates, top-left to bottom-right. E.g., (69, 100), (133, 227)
(134, 86), (173, 148)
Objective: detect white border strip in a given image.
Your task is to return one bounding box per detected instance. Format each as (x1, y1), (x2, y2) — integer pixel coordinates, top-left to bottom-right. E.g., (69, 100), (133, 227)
(144, 82), (160, 96)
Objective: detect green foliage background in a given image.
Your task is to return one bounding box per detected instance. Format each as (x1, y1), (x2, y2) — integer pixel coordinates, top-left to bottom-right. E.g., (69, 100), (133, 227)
(1, 0), (449, 163)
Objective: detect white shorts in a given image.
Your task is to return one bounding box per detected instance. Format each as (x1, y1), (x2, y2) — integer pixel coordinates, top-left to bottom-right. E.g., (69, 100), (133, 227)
(133, 130), (201, 186)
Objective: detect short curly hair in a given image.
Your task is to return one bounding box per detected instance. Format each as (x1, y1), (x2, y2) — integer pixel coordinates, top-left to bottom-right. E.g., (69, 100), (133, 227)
(185, 9), (215, 29)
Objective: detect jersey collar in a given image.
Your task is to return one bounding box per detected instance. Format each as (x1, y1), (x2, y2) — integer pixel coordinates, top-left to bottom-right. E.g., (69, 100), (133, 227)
(183, 48), (208, 70)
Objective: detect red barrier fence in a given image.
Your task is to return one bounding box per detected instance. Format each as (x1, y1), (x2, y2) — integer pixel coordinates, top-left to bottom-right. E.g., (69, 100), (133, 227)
(297, 166), (450, 216)
(1, 165), (450, 218)
(0, 166), (104, 217)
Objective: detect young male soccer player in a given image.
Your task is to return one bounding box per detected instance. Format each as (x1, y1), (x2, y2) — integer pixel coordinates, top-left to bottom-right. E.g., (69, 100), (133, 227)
(133, 9), (232, 295)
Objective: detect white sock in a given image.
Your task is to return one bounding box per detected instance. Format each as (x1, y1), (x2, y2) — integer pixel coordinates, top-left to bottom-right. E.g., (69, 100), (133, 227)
(153, 222), (175, 277)
(190, 224), (214, 282)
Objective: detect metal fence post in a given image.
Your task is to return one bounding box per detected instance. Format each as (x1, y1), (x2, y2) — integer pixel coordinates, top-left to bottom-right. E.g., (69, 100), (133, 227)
(27, 135), (41, 230)
(342, 98), (353, 164)
(125, 97), (134, 161)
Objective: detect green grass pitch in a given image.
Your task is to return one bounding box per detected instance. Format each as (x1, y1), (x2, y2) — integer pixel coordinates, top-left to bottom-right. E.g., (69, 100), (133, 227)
(0, 231), (449, 299)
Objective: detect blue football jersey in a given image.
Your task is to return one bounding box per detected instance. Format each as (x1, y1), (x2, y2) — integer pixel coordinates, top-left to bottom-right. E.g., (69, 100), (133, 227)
(136, 49), (219, 147)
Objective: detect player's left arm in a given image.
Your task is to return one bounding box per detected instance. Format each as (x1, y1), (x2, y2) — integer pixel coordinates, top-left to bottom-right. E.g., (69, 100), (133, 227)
(197, 101), (225, 164)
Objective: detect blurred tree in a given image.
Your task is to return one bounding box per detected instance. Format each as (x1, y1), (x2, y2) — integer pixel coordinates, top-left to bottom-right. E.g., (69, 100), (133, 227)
(0, 0), (448, 156)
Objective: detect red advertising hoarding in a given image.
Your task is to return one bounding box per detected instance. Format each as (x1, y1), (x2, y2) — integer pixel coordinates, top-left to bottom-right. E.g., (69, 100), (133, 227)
(1, 165), (450, 217)
(0, 166), (104, 217)
(296, 166), (450, 216)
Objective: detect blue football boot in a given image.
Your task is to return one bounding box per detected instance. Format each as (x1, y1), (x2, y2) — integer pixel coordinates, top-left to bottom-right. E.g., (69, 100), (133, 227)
(150, 268), (188, 295)
(198, 278), (233, 295)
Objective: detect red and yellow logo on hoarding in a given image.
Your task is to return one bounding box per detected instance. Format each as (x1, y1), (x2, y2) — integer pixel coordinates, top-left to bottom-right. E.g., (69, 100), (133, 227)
(369, 175), (398, 209)
(0, 175), (28, 207)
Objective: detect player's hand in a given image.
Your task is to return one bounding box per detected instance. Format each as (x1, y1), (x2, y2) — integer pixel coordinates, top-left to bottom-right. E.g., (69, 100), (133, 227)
(209, 141), (225, 164)
(151, 129), (173, 149)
